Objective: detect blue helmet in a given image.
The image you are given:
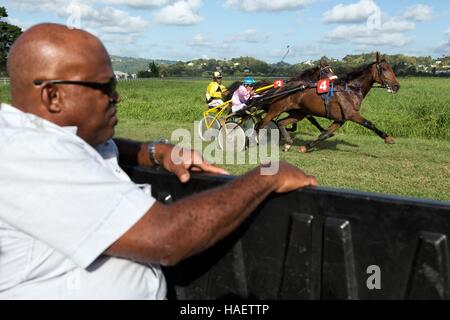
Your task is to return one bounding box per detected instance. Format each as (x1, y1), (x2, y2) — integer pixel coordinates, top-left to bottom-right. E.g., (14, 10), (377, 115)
(243, 77), (256, 86)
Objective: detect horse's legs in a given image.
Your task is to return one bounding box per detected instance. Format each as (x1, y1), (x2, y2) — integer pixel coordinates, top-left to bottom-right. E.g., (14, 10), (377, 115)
(278, 113), (307, 151)
(306, 115), (326, 132)
(299, 120), (345, 153)
(258, 108), (279, 130)
(349, 113), (394, 144)
(279, 121), (295, 144)
(278, 112), (306, 143)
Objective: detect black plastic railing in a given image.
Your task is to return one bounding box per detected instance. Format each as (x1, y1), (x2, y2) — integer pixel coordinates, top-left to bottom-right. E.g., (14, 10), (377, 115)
(124, 166), (450, 300)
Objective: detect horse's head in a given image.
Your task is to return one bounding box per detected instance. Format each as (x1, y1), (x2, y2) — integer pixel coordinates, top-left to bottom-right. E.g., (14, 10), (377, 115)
(372, 52), (400, 93)
(319, 60), (338, 81)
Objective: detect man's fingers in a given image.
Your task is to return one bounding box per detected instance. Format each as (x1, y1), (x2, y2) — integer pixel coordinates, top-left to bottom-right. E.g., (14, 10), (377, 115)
(306, 175), (318, 187)
(195, 161), (230, 175)
(171, 165), (191, 183)
(296, 173), (318, 188)
(191, 151), (230, 175)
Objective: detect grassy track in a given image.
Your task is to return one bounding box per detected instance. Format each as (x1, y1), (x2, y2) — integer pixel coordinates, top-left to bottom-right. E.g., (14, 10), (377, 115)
(1, 78), (449, 201)
(115, 118), (450, 201)
(111, 77), (450, 140)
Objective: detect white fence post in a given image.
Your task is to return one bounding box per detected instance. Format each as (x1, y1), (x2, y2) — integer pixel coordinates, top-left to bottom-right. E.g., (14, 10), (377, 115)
(0, 78), (11, 85)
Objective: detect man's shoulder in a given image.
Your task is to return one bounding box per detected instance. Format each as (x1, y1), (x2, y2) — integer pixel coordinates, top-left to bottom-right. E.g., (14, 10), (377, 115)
(0, 104), (93, 158)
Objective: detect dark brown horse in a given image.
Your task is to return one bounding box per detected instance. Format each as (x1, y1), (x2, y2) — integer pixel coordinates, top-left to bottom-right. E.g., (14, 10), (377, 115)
(258, 53), (400, 152)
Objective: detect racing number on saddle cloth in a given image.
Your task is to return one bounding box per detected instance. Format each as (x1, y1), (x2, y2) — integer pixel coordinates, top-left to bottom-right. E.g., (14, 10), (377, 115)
(273, 80), (284, 88)
(317, 79), (330, 94)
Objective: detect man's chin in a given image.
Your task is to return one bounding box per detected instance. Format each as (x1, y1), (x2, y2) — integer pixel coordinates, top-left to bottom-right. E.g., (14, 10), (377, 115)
(94, 127), (116, 147)
(107, 125), (116, 141)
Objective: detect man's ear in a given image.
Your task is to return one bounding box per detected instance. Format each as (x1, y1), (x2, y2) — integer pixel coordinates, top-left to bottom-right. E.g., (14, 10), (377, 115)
(40, 84), (62, 113)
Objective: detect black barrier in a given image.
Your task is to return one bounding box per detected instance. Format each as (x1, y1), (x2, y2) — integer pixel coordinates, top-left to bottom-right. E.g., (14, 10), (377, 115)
(124, 166), (450, 300)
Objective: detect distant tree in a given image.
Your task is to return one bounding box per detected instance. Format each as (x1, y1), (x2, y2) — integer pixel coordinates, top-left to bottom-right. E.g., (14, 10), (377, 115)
(148, 61), (160, 77)
(159, 64), (169, 78)
(0, 7), (22, 74)
(137, 61), (162, 78)
(137, 70), (151, 78)
(168, 61), (188, 76)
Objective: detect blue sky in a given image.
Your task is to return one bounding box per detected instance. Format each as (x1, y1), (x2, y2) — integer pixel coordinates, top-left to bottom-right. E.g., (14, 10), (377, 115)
(3, 0), (450, 63)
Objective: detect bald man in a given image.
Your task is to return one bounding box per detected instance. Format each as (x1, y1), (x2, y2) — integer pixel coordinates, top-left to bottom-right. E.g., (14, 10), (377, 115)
(0, 23), (317, 299)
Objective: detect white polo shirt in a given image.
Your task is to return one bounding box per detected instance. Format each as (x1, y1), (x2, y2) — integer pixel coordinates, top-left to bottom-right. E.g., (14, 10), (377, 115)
(0, 103), (166, 299)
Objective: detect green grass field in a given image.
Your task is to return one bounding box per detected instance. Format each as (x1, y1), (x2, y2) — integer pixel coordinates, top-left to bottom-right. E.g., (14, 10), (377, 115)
(112, 77), (450, 140)
(1, 77), (449, 201)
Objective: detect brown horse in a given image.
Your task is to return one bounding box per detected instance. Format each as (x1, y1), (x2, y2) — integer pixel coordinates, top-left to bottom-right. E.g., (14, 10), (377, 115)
(247, 61), (336, 137)
(258, 53), (400, 152)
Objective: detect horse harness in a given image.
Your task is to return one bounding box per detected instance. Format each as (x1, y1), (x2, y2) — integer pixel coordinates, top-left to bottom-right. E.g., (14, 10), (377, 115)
(253, 62), (384, 119)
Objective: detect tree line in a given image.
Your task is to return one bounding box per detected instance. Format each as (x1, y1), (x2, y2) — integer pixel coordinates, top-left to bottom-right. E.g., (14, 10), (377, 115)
(137, 54), (450, 79)
(0, 7), (22, 76)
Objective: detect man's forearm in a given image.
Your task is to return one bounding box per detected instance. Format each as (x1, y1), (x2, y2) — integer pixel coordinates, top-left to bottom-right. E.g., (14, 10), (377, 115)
(162, 167), (274, 262)
(115, 166), (277, 266)
(106, 161), (316, 266)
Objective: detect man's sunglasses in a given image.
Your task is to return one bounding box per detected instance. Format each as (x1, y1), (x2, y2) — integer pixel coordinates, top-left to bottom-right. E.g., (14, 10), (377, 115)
(33, 77), (117, 97)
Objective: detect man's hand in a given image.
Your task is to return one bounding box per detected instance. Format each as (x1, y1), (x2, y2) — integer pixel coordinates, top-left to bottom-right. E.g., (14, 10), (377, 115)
(266, 161), (318, 193)
(156, 144), (229, 183)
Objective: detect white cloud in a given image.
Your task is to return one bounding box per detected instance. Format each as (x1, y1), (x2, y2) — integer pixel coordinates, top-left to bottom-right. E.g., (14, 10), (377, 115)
(353, 33), (414, 47)
(225, 29), (271, 43)
(187, 33), (235, 56)
(267, 44), (321, 61)
(291, 44), (322, 57)
(155, 0), (203, 25)
(101, 0), (169, 9)
(323, 0), (379, 23)
(63, 4), (149, 34)
(189, 33), (210, 47)
(401, 4), (432, 22)
(8, 0), (62, 12)
(322, 1), (428, 50)
(6, 0), (149, 36)
(224, 0), (312, 12)
(433, 28), (450, 55)
(381, 18), (415, 33)
(325, 16), (415, 48)
(434, 41), (450, 55)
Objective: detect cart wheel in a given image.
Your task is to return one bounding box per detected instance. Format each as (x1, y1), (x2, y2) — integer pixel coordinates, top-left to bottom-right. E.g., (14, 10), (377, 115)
(198, 115), (220, 141)
(217, 122), (246, 152)
(242, 117), (258, 147)
(257, 120), (280, 146)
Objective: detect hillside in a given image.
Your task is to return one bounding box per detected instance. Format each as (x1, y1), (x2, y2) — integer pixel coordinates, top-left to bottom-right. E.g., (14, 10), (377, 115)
(111, 53), (450, 78)
(111, 55), (175, 74)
